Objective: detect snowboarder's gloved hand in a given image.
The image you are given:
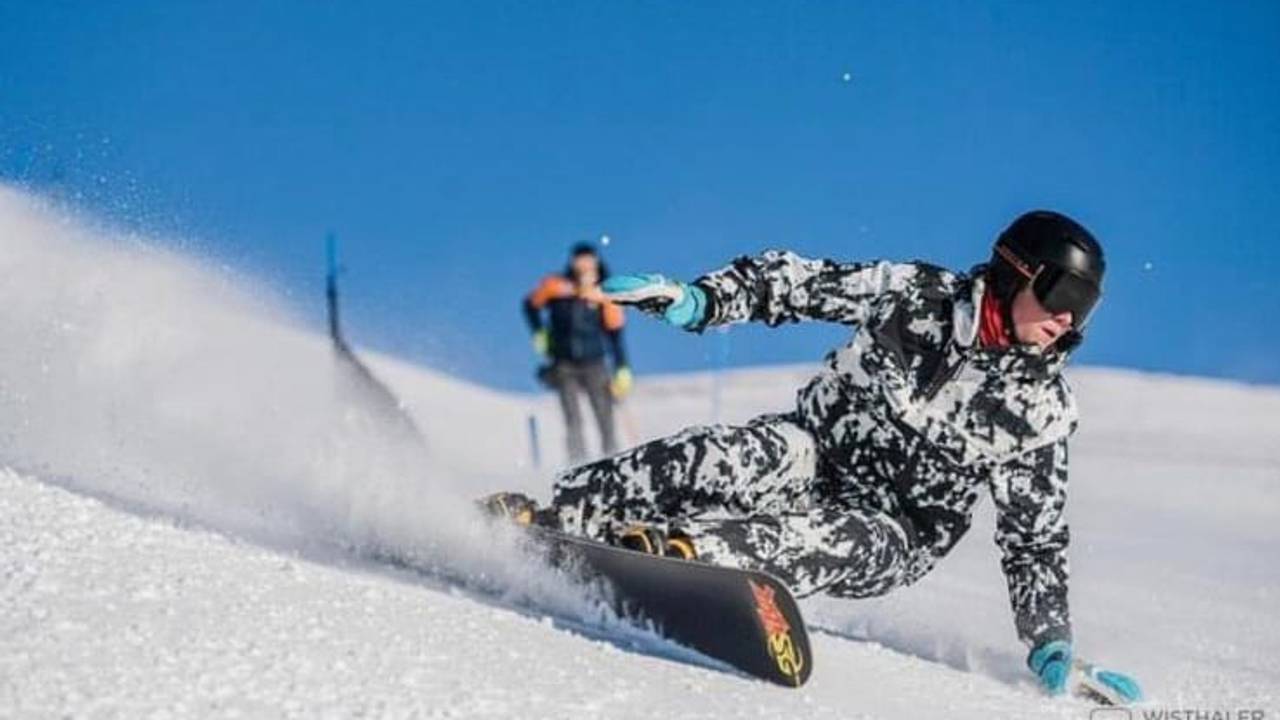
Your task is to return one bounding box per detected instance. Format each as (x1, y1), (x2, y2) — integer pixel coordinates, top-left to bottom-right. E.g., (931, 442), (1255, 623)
(603, 274), (707, 329)
(531, 328), (550, 357)
(1074, 659), (1144, 705)
(610, 366), (633, 399)
(1028, 640), (1073, 695)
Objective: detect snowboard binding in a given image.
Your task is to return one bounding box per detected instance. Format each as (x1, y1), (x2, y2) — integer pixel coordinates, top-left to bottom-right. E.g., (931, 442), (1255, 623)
(477, 491), (558, 528)
(618, 525), (698, 561)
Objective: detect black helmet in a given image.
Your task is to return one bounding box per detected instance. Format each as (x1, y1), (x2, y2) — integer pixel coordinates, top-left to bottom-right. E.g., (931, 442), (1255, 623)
(569, 241), (598, 258)
(564, 241), (610, 280)
(988, 210), (1105, 336)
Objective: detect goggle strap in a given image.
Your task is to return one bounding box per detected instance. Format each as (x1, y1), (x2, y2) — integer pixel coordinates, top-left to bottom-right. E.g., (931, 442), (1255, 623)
(995, 243), (1037, 279)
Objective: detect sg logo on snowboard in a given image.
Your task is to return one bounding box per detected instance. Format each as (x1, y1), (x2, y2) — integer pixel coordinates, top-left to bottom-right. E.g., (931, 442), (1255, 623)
(748, 579), (805, 682)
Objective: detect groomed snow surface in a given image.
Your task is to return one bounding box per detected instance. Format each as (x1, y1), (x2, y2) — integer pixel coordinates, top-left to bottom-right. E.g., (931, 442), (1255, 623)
(1, 186), (1277, 718)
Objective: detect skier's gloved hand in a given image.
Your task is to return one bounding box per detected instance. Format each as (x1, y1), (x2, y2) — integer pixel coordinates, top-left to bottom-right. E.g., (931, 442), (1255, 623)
(1073, 659), (1144, 706)
(1028, 640), (1073, 695)
(531, 328), (550, 357)
(603, 274), (707, 329)
(610, 366), (633, 399)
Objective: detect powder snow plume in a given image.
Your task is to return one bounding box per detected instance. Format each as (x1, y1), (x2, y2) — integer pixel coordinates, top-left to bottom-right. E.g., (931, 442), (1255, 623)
(0, 185), (578, 611)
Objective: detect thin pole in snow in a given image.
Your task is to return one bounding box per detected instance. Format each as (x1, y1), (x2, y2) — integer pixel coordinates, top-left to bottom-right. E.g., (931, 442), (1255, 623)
(527, 414), (542, 470)
(711, 326), (730, 423)
(325, 232), (344, 347)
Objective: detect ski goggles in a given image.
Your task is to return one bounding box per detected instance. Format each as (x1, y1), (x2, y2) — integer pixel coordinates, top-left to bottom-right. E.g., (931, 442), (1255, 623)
(996, 244), (1102, 328)
(1032, 265), (1102, 329)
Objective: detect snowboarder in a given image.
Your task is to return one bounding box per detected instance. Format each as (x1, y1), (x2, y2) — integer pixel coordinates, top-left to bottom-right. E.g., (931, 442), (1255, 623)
(523, 243), (633, 463)
(492, 211), (1140, 700)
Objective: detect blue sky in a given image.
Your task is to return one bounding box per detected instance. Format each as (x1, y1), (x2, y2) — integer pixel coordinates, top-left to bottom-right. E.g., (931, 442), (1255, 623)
(3, 1), (1278, 389)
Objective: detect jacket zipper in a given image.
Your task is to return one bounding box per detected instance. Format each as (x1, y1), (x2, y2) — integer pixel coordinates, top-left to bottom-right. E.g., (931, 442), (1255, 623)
(923, 353), (967, 402)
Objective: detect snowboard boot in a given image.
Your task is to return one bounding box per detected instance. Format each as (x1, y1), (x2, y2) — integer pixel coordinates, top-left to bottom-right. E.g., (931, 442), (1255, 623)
(477, 491), (553, 528)
(617, 525), (698, 560)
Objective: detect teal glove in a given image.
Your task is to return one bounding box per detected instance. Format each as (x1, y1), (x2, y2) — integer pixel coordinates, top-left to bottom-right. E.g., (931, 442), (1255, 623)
(1029, 640), (1074, 695)
(1073, 658), (1144, 706)
(602, 274), (708, 329)
(1030, 641), (1144, 705)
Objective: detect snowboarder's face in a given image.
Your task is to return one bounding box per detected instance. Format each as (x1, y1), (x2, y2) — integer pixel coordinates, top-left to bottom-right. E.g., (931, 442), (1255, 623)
(571, 254), (600, 288)
(1011, 283), (1074, 349)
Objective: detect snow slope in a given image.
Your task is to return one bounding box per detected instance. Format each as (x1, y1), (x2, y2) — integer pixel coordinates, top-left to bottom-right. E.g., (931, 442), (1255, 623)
(1, 186), (1278, 718)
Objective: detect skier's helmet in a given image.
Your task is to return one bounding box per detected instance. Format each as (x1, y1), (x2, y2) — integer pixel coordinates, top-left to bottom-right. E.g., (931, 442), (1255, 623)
(988, 210), (1105, 341)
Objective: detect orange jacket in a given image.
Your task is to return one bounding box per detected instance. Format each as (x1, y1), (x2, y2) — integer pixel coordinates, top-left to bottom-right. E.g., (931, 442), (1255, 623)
(523, 275), (627, 366)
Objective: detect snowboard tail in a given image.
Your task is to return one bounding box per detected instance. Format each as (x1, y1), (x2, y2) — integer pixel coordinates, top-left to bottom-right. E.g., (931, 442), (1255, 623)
(528, 527), (813, 687)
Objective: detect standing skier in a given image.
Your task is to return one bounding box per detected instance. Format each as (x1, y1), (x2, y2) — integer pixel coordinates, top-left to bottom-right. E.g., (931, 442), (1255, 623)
(524, 243), (633, 463)
(490, 211), (1141, 700)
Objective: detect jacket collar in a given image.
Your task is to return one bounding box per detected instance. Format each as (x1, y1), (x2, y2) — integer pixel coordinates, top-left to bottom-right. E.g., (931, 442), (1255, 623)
(955, 272), (1068, 381)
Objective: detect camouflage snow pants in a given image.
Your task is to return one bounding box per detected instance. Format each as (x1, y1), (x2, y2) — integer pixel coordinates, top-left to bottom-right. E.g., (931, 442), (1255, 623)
(549, 413), (918, 598)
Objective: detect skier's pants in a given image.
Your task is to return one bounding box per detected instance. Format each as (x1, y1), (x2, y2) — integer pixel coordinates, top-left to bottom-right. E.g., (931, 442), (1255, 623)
(548, 359), (618, 463)
(550, 413), (917, 598)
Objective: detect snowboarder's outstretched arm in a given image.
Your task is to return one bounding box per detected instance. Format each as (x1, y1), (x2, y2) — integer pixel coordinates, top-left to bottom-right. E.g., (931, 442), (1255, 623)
(989, 439), (1073, 650)
(993, 441), (1145, 704)
(695, 250), (915, 328)
(602, 250), (917, 330)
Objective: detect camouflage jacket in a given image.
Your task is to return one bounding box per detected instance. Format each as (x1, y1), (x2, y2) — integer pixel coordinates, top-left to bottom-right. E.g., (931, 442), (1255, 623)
(694, 250), (1075, 647)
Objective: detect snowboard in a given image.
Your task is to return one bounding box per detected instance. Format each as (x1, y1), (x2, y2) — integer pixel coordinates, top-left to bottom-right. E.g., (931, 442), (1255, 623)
(525, 526), (813, 688)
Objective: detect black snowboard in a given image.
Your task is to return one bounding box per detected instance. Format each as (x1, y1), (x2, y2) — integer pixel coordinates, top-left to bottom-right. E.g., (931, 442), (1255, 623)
(526, 527), (813, 688)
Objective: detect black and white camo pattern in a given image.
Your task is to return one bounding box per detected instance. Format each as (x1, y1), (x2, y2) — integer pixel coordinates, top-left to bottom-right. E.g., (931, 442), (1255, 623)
(551, 251), (1077, 648)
